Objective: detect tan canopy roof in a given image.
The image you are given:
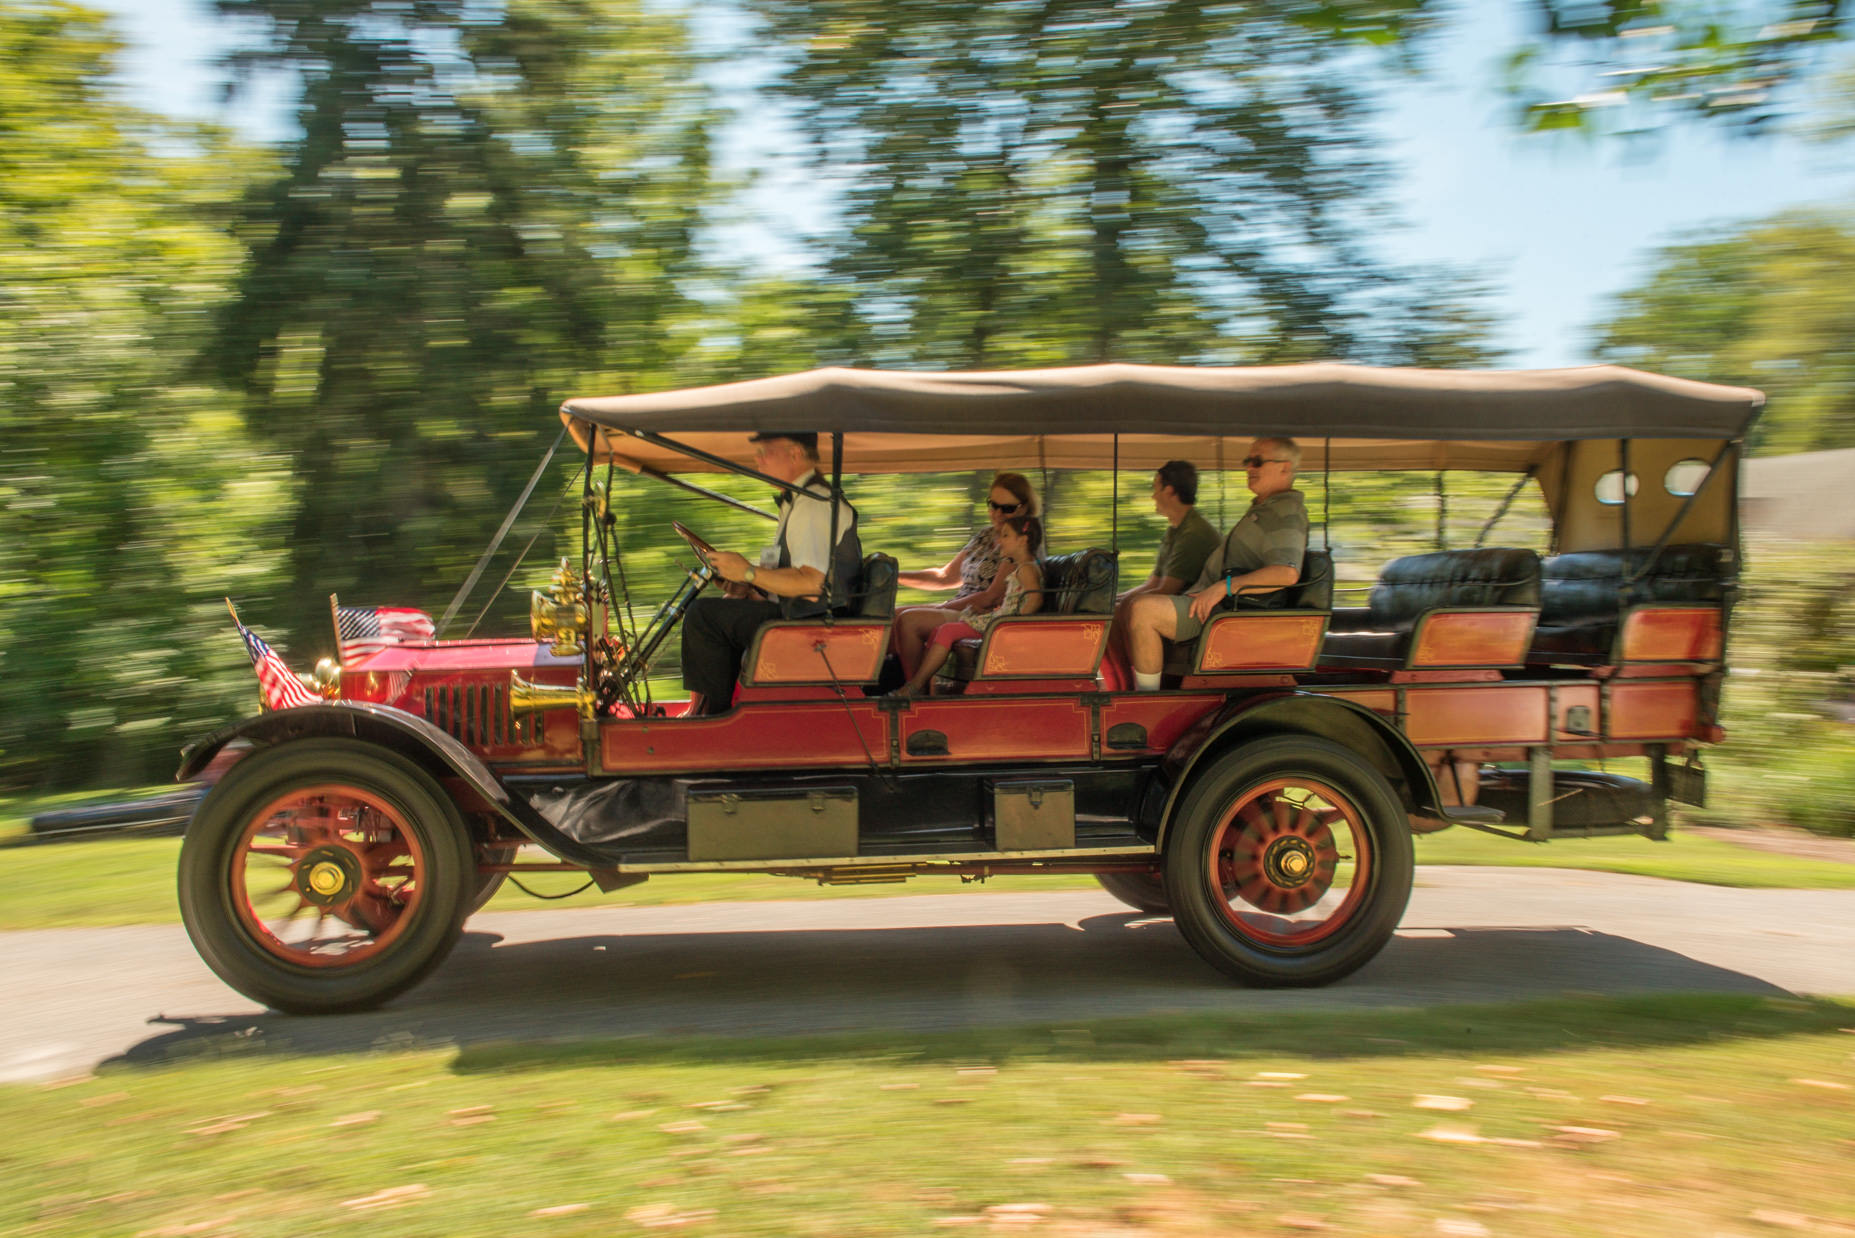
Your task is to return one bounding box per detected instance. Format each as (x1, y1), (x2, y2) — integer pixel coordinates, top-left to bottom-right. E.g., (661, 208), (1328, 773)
(560, 363), (1763, 474)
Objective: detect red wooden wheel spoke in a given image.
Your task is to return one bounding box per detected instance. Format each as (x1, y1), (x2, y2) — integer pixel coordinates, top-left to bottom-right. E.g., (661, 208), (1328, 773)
(230, 784), (429, 968)
(1207, 776), (1374, 947)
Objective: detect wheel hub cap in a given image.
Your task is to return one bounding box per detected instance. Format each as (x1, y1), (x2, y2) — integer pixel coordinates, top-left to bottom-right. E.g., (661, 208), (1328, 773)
(1265, 837), (1316, 886)
(295, 846), (362, 907)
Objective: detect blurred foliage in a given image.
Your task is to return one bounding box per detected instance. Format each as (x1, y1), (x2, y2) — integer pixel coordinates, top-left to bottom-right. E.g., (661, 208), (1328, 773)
(0, 2), (286, 790)
(1688, 538), (1855, 837)
(2, 0), (1853, 801)
(203, 0), (718, 649)
(738, 0), (1505, 369)
(1594, 210), (1855, 453)
(1506, 0), (1848, 135)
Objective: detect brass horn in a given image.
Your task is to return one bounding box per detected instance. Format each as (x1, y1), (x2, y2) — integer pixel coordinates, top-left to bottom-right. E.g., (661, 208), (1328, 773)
(509, 671), (594, 719)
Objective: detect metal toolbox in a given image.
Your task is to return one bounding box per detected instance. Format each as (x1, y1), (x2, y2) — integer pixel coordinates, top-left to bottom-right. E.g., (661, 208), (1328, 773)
(986, 778), (1076, 851)
(685, 784), (859, 862)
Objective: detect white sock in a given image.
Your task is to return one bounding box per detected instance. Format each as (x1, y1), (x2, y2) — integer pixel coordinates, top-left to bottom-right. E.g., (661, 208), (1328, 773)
(1134, 670), (1162, 692)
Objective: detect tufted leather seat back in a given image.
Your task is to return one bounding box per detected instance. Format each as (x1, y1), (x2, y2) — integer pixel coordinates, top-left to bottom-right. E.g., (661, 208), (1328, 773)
(1038, 549), (1118, 615)
(851, 553), (899, 619)
(1367, 548), (1540, 629)
(1540, 544), (1726, 626)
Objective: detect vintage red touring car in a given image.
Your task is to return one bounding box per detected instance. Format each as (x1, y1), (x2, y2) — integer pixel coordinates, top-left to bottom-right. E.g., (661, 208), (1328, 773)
(176, 363), (1759, 1013)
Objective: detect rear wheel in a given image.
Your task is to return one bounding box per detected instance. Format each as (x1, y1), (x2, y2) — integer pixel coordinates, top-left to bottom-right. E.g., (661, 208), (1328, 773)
(1095, 870), (1171, 915)
(1163, 736), (1413, 987)
(179, 739), (474, 1014)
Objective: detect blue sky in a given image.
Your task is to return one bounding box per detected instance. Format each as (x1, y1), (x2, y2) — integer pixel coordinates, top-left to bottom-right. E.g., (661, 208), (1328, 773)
(94, 0), (1855, 369)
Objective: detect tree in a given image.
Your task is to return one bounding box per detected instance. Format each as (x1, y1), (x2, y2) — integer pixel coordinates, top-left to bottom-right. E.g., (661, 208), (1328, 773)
(1507, 0), (1847, 134)
(203, 0), (717, 646)
(739, 0), (1504, 370)
(0, 1), (281, 790)
(1592, 211), (1855, 452)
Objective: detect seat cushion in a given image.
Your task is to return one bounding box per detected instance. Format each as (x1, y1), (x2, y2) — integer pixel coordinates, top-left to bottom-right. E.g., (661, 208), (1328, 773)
(1532, 544), (1727, 663)
(1040, 548), (1118, 614)
(1540, 543), (1726, 626)
(1368, 548), (1541, 626)
(852, 553), (899, 619)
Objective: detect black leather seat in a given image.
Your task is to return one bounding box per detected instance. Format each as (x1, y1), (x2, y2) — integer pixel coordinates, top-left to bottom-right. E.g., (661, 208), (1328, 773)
(1256, 548), (1334, 612)
(1322, 547), (1540, 666)
(946, 548), (1118, 681)
(1037, 548), (1119, 616)
(850, 552), (899, 619)
(1530, 543), (1727, 662)
(1162, 550), (1334, 677)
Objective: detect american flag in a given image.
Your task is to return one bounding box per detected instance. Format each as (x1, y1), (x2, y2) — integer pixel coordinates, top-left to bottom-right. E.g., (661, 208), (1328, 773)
(236, 621), (323, 711)
(337, 605), (435, 662)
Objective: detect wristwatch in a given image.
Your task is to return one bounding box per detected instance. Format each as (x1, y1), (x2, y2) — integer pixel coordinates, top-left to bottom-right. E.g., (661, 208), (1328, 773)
(744, 566), (758, 584)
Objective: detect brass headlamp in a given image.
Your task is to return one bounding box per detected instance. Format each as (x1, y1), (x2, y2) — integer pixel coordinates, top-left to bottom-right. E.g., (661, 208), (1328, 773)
(531, 558), (588, 656)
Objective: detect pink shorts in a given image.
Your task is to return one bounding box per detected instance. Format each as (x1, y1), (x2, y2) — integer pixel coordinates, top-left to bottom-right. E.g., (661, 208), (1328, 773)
(929, 620), (983, 650)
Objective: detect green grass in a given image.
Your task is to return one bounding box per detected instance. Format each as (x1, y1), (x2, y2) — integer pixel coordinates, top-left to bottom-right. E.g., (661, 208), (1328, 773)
(0, 819), (1849, 931)
(1412, 825), (1855, 889)
(3, 994), (1851, 1236)
(0, 784), (176, 844)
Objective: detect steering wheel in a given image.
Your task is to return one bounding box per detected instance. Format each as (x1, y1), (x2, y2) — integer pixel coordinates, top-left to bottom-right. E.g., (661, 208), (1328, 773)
(595, 527), (718, 711)
(672, 521), (720, 571)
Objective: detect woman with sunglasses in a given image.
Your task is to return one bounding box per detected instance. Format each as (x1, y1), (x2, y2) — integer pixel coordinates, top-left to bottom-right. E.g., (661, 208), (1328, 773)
(892, 471), (1041, 681)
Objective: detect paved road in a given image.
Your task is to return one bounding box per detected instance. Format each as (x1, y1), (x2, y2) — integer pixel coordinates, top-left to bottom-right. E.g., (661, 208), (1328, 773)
(5, 867), (1853, 1082)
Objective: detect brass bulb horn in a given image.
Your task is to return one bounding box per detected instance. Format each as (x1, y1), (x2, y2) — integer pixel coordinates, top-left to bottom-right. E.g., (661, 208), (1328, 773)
(509, 671), (594, 719)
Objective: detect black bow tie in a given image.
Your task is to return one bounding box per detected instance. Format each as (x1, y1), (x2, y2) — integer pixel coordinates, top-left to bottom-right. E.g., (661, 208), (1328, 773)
(776, 490), (792, 508)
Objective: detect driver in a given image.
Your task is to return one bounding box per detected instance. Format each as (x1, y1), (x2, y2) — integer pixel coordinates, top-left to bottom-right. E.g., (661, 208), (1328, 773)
(680, 430), (860, 717)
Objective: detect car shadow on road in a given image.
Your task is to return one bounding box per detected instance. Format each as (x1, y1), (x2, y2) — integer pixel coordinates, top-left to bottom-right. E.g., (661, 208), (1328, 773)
(105, 915), (1804, 1072)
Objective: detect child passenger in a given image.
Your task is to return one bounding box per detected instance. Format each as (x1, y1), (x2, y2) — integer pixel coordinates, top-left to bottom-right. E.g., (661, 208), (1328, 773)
(889, 514), (1043, 698)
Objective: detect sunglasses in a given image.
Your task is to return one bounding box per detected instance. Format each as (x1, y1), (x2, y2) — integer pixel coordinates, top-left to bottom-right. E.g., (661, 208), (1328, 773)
(987, 499), (1021, 512)
(1241, 456), (1288, 468)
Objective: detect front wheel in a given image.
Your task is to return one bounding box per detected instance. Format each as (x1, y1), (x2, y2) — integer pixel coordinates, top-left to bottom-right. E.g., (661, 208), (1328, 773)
(1163, 736), (1413, 987)
(179, 739), (475, 1014)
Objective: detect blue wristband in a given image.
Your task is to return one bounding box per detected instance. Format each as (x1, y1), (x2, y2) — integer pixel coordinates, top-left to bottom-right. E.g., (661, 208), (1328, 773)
(1225, 576), (1232, 598)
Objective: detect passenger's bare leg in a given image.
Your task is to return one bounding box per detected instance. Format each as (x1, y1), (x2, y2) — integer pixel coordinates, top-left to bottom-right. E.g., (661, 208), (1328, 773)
(895, 636), (955, 697)
(1127, 594), (1181, 684)
(894, 608), (954, 680)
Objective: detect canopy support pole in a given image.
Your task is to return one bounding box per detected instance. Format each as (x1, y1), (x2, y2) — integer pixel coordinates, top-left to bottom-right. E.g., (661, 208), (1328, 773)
(1322, 438), (1332, 553)
(1216, 438), (1226, 529)
(1619, 438), (1633, 555)
(622, 428), (807, 503)
(1475, 467), (1537, 548)
(627, 463), (777, 521)
(1434, 470), (1447, 550)
(825, 432), (844, 614)
(437, 424), (567, 637)
(1110, 434), (1119, 557)
(463, 473), (580, 639)
(580, 430), (595, 708)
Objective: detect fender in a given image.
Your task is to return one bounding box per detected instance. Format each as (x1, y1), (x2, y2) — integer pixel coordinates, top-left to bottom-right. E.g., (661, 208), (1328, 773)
(176, 703), (610, 868)
(1149, 691), (1444, 848)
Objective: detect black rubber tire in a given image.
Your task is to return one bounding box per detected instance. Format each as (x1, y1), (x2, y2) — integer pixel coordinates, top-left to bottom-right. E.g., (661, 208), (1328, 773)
(178, 739), (474, 1015)
(1095, 870), (1172, 915)
(1162, 735), (1414, 987)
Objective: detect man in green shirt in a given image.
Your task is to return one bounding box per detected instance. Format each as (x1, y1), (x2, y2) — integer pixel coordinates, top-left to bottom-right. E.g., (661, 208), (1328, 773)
(1122, 437), (1309, 691)
(1108, 460), (1221, 670)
